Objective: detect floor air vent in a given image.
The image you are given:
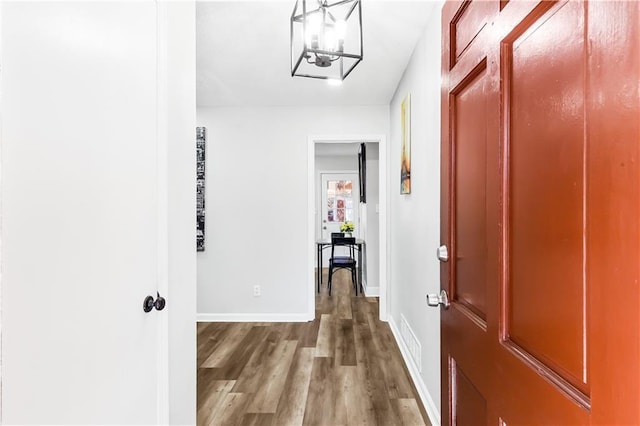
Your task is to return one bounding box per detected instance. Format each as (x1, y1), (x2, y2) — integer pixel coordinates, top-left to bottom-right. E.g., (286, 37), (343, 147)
(400, 314), (422, 372)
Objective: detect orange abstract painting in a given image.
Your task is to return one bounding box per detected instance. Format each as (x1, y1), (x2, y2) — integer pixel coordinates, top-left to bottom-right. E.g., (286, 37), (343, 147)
(401, 93), (411, 194)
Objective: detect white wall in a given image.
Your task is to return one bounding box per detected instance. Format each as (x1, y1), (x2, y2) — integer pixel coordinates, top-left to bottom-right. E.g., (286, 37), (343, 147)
(364, 143), (380, 293)
(197, 105), (388, 320)
(388, 3), (443, 422)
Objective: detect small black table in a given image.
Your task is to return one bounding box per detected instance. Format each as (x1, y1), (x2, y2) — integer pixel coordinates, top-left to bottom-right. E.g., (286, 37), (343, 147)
(316, 238), (364, 293)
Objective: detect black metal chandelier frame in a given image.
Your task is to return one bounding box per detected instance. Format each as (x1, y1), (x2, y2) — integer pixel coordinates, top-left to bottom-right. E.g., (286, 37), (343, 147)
(290, 0), (363, 81)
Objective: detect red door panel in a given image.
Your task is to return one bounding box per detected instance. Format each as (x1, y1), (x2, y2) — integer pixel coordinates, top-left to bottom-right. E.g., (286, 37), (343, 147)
(452, 359), (487, 426)
(441, 0), (640, 424)
(505, 0), (587, 393)
(453, 63), (489, 320)
(450, 0), (493, 65)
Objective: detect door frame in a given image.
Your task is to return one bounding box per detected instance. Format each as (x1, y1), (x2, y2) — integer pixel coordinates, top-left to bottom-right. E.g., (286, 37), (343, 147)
(307, 134), (388, 321)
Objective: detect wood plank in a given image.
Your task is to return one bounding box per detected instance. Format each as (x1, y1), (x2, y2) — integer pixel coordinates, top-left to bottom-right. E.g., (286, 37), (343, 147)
(220, 326), (270, 380)
(336, 319), (356, 366)
(207, 392), (249, 426)
(245, 340), (298, 413)
(197, 322), (213, 336)
(332, 366), (350, 425)
(201, 323), (252, 368)
(197, 368), (226, 408)
(356, 319), (402, 425)
(352, 294), (371, 326)
(239, 413), (275, 426)
(391, 398), (427, 426)
(273, 347), (315, 426)
(302, 357), (335, 426)
(336, 294), (352, 319)
(315, 292), (336, 316)
(299, 320), (320, 348)
(369, 313), (415, 399)
(341, 365), (377, 425)
(196, 380), (235, 426)
(315, 314), (334, 358)
(232, 330), (281, 393)
(284, 321), (304, 341)
(197, 324), (232, 368)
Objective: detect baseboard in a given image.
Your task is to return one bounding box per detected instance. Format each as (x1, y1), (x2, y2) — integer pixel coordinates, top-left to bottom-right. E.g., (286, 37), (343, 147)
(360, 278), (380, 297)
(388, 316), (441, 426)
(364, 286), (380, 297)
(197, 313), (312, 322)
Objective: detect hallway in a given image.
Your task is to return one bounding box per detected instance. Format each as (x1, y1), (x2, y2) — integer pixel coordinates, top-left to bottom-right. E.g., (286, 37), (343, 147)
(197, 270), (430, 425)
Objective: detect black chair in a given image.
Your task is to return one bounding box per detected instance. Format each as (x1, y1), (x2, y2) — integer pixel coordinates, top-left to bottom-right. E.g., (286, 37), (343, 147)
(328, 234), (358, 296)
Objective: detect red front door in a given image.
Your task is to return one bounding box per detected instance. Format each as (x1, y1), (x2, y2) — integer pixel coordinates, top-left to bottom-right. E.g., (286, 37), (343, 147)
(440, 1), (640, 424)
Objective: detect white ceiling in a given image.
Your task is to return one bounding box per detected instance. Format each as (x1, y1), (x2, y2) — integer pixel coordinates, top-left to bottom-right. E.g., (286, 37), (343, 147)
(196, 0), (440, 107)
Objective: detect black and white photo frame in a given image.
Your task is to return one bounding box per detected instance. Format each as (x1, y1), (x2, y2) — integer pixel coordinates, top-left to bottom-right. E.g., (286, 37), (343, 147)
(196, 127), (206, 251)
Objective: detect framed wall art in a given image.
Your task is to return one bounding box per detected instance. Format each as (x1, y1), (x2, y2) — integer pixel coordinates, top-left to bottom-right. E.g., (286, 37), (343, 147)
(358, 142), (367, 203)
(401, 93), (411, 194)
(196, 127), (206, 251)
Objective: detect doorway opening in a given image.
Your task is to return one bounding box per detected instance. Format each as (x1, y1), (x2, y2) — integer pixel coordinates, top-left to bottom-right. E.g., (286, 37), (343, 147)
(307, 135), (387, 321)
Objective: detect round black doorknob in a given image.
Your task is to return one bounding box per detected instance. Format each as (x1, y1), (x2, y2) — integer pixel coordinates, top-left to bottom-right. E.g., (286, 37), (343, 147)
(143, 292), (167, 313)
(143, 295), (155, 313)
(154, 292), (166, 311)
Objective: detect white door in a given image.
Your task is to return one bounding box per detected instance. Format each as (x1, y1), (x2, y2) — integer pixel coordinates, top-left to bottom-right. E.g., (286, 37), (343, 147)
(320, 173), (360, 268)
(1, 2), (164, 423)
(320, 173), (360, 241)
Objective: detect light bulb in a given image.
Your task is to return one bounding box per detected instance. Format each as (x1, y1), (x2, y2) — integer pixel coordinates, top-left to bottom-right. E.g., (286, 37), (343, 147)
(305, 13), (322, 48)
(335, 20), (347, 40)
(324, 28), (336, 52)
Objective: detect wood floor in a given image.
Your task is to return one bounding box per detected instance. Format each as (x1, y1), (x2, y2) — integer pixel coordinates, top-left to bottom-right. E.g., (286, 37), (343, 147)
(197, 269), (431, 426)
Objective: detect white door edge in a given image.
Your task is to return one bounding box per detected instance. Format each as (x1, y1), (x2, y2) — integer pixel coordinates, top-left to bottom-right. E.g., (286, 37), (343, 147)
(307, 135), (388, 322)
(155, 1), (170, 422)
(0, 0), (4, 420)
